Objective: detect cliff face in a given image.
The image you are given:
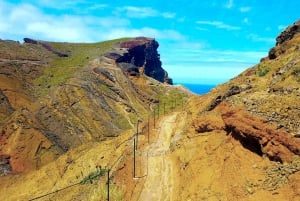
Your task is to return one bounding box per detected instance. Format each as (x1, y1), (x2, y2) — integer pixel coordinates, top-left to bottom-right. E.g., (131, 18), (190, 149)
(105, 37), (173, 84)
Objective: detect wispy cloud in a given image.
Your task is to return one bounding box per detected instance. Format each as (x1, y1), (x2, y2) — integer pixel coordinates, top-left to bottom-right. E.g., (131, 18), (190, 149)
(196, 20), (240, 30)
(0, 2), (182, 42)
(196, 27), (209, 31)
(164, 48), (266, 63)
(162, 48), (266, 84)
(247, 34), (274, 43)
(243, 18), (250, 25)
(278, 25), (287, 30)
(116, 6), (158, 18)
(224, 0), (234, 9)
(240, 7), (251, 12)
(116, 6), (176, 19)
(38, 0), (104, 10)
(106, 28), (184, 41)
(162, 12), (176, 19)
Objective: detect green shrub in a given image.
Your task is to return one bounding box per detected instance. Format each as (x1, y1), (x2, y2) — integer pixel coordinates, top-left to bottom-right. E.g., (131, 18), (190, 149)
(257, 65), (270, 77)
(80, 167), (108, 185)
(292, 67), (300, 82)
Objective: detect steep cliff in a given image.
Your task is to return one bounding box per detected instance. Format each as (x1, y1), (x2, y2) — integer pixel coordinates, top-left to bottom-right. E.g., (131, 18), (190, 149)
(105, 37), (173, 84)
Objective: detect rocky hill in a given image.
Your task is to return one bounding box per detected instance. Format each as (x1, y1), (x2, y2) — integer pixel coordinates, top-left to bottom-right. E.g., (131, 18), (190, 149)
(171, 20), (300, 200)
(0, 37), (187, 175)
(186, 20), (300, 163)
(0, 20), (300, 201)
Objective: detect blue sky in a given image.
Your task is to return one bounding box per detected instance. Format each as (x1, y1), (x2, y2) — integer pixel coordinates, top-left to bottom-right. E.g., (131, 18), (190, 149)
(0, 0), (299, 85)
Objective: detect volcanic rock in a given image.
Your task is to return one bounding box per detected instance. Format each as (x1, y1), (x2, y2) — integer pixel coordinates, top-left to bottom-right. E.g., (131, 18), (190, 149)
(268, 19), (300, 59)
(0, 90), (14, 119)
(106, 37), (173, 84)
(0, 155), (11, 176)
(276, 20), (300, 45)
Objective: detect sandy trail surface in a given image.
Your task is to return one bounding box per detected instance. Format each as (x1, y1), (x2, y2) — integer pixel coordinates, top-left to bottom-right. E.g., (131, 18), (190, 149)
(138, 113), (179, 201)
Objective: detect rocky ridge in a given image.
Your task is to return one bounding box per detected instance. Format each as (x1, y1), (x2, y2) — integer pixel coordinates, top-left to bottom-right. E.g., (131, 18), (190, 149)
(189, 19), (300, 163)
(0, 37), (184, 175)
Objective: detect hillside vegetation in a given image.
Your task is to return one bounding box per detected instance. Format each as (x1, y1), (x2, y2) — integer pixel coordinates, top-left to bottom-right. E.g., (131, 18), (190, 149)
(0, 20), (300, 201)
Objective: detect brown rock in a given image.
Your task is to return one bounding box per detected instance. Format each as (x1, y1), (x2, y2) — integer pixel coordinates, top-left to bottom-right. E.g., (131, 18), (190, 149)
(218, 104), (300, 162)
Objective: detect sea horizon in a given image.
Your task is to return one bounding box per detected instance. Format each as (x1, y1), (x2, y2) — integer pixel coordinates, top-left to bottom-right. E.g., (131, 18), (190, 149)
(174, 83), (217, 95)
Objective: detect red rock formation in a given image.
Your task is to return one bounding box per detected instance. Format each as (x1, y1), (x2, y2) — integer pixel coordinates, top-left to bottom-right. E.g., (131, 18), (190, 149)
(218, 105), (300, 162)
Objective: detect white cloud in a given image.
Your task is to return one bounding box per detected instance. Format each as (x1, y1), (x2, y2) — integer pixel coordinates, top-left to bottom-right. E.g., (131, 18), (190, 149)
(86, 4), (108, 10)
(178, 17), (186, 22)
(26, 21), (87, 42)
(37, 0), (98, 10)
(105, 28), (184, 41)
(278, 25), (287, 30)
(0, 1), (184, 42)
(196, 27), (209, 31)
(225, 0), (234, 9)
(163, 48), (266, 64)
(162, 48), (266, 84)
(116, 6), (176, 19)
(247, 34), (274, 43)
(196, 20), (240, 30)
(164, 63), (252, 85)
(240, 7), (251, 12)
(243, 17), (250, 25)
(9, 3), (43, 22)
(265, 26), (272, 32)
(116, 6), (158, 18)
(162, 12), (176, 19)
(95, 17), (130, 28)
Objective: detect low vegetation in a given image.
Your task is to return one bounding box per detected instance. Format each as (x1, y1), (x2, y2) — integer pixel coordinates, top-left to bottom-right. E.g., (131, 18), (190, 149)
(34, 38), (131, 95)
(257, 65), (270, 77)
(80, 167), (108, 185)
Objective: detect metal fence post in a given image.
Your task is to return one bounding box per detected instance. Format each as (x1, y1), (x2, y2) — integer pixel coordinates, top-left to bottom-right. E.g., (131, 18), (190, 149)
(148, 116), (150, 143)
(133, 138), (136, 178)
(153, 109), (156, 129)
(107, 169), (110, 201)
(136, 120), (140, 150)
(158, 102), (160, 118)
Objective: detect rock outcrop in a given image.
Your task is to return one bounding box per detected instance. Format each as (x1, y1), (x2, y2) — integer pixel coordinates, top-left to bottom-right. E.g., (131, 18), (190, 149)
(0, 90), (14, 119)
(0, 155), (11, 176)
(24, 38), (69, 57)
(219, 105), (300, 162)
(276, 20), (300, 45)
(268, 19), (300, 59)
(105, 37), (173, 84)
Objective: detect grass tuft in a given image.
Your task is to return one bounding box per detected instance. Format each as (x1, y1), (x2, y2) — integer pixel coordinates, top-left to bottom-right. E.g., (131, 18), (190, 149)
(80, 167), (108, 185)
(257, 65), (270, 77)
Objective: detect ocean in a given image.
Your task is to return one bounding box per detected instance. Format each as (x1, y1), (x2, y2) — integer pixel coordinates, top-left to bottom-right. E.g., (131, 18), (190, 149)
(177, 83), (216, 95)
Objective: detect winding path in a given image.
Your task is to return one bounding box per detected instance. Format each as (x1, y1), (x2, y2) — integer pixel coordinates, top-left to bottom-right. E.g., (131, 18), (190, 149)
(138, 113), (178, 201)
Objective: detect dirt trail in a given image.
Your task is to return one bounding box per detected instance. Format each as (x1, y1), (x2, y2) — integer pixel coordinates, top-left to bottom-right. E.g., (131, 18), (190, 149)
(138, 112), (179, 201)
